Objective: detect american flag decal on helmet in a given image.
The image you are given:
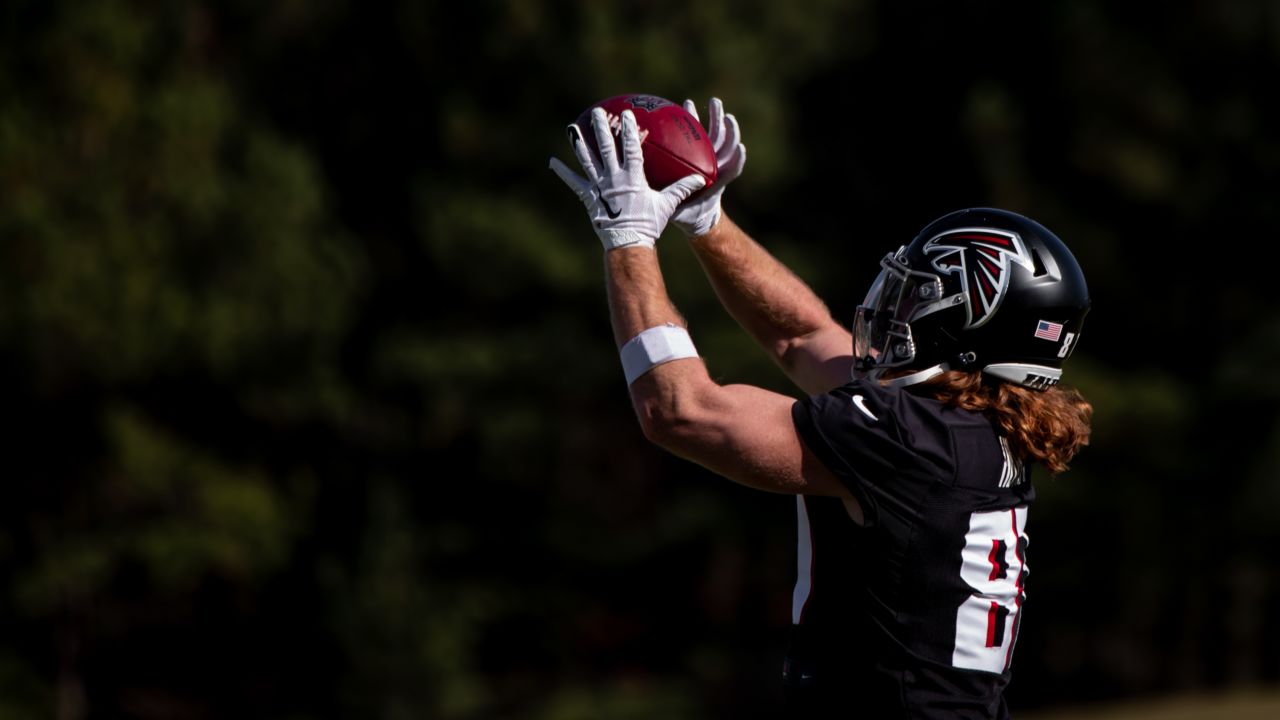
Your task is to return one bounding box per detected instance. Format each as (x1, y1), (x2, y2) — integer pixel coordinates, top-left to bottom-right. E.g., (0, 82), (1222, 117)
(1034, 320), (1063, 342)
(923, 228), (1035, 329)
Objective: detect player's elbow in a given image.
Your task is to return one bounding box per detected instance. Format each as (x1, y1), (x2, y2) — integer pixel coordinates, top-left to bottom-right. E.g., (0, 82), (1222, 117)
(633, 387), (712, 453)
(776, 325), (839, 372)
(635, 398), (692, 450)
(774, 335), (808, 375)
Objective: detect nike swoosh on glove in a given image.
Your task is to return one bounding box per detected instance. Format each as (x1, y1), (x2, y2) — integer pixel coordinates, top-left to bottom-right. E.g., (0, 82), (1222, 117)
(550, 107), (706, 251)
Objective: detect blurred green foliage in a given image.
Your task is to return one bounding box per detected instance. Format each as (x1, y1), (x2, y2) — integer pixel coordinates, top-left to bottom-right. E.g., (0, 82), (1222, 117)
(1, 0), (1279, 718)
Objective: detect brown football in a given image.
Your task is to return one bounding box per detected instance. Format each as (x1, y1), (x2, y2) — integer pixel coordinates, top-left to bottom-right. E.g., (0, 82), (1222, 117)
(574, 93), (717, 192)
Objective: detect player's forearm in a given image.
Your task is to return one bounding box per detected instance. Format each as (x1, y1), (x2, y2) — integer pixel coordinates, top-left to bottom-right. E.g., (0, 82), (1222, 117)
(604, 247), (686, 347)
(604, 247), (710, 441)
(689, 214), (841, 366)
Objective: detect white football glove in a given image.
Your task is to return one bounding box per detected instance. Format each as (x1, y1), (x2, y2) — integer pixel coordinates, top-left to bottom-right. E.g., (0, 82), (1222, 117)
(671, 97), (746, 237)
(550, 107), (706, 251)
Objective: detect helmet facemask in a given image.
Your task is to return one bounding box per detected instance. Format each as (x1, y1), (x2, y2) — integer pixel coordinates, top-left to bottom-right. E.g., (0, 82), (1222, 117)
(853, 248), (952, 383)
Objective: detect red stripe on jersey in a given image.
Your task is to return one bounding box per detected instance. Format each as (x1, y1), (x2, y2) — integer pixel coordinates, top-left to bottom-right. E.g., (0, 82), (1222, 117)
(985, 602), (1000, 647)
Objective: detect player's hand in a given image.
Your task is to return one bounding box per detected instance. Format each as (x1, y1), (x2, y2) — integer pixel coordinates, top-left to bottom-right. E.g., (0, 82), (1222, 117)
(550, 107), (706, 251)
(671, 97), (746, 237)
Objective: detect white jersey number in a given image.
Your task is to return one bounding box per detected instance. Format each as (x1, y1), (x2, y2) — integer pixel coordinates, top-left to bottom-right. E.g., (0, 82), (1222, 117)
(952, 507), (1029, 673)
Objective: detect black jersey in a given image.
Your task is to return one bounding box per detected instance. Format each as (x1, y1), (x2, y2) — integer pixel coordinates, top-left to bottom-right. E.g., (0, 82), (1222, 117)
(785, 378), (1033, 719)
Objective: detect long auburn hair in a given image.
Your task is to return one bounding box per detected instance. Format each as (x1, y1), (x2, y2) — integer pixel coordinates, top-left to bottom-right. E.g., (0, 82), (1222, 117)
(917, 370), (1092, 475)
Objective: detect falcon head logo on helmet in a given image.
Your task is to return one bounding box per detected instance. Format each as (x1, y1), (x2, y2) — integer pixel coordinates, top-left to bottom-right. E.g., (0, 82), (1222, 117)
(923, 228), (1036, 330)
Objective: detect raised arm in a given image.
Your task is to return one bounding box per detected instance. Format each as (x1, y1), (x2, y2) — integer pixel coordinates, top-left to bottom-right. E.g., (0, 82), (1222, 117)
(671, 99), (853, 396)
(549, 105), (851, 500)
(688, 214), (853, 396)
(604, 245), (844, 497)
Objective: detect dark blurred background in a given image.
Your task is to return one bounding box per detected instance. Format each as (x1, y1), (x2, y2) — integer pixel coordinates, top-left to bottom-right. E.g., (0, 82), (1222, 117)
(3, 1), (1279, 718)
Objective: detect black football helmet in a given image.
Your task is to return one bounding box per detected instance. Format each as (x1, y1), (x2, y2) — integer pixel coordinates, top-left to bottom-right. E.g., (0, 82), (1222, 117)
(853, 208), (1090, 389)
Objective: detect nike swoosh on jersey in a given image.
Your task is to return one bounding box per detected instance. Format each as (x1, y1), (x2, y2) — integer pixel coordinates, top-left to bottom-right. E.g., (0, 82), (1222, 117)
(851, 394), (877, 421)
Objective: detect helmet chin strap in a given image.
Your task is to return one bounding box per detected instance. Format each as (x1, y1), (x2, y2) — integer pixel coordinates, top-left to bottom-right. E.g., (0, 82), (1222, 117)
(880, 363), (949, 388)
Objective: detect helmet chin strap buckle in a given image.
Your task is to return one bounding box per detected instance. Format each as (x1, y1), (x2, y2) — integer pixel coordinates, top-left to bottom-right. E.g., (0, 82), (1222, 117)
(955, 351), (978, 368)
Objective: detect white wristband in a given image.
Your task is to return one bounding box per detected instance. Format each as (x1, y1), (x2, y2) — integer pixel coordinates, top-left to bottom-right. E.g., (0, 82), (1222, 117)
(620, 323), (699, 385)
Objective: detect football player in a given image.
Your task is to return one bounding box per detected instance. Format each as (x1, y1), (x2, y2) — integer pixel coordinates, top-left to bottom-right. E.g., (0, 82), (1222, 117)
(550, 99), (1092, 719)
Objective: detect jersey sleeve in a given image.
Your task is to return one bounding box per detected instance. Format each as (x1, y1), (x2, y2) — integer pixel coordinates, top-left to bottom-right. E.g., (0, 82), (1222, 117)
(791, 382), (949, 527)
